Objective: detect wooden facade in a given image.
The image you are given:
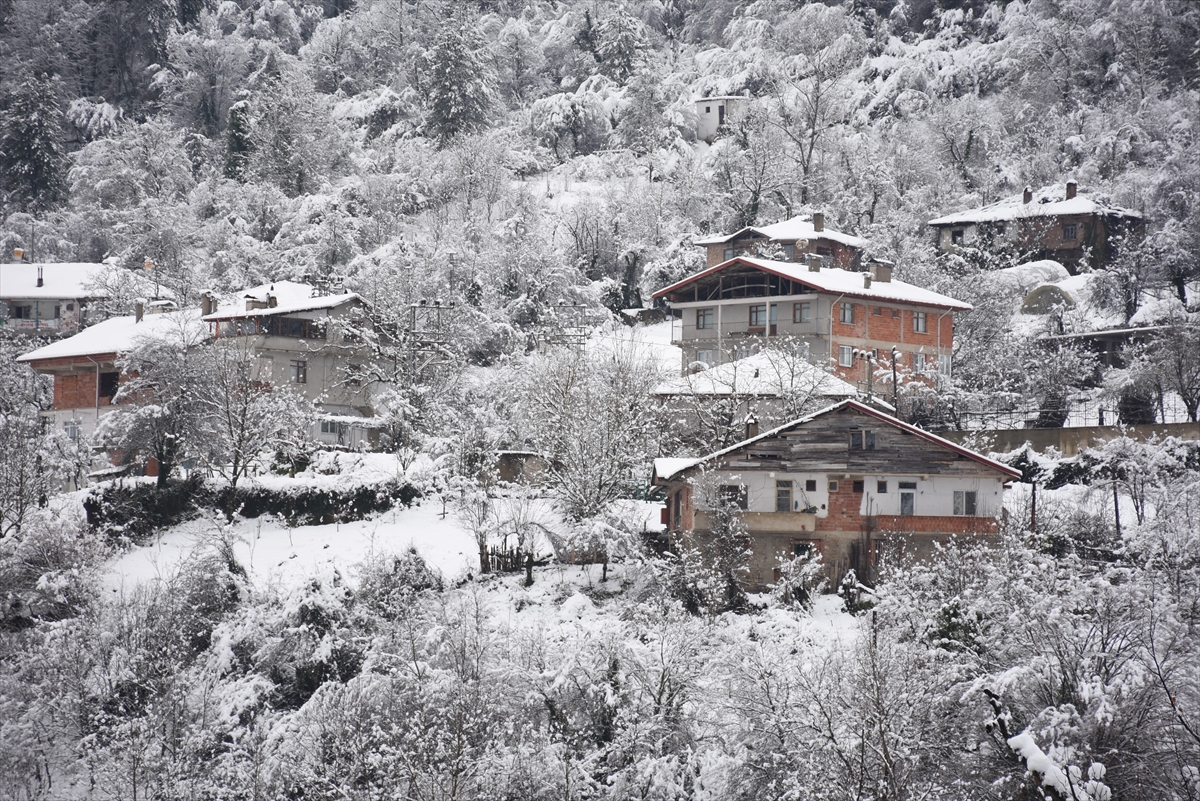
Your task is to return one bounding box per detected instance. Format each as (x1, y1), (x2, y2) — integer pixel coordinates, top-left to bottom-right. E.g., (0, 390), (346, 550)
(653, 400), (1020, 589)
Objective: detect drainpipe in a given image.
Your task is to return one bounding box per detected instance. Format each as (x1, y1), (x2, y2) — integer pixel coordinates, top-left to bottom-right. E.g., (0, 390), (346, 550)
(828, 292), (847, 373)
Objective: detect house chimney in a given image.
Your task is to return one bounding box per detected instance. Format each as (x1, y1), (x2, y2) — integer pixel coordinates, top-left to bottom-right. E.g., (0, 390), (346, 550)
(745, 413), (759, 439)
(12, 248), (23, 261)
(1023, 187), (1033, 204)
(812, 212), (825, 232)
(135, 301), (144, 323)
(268, 293), (278, 308)
(200, 294), (213, 316)
(808, 255), (823, 272)
(863, 273), (873, 289)
(1066, 180), (1077, 200)
(36, 266), (43, 287)
(143, 259), (154, 271)
(872, 262), (893, 283)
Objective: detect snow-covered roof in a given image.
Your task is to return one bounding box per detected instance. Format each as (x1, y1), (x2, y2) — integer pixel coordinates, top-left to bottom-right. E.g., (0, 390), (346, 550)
(656, 350), (858, 398)
(17, 309), (204, 364)
(693, 215), (868, 249)
(653, 256), (972, 311)
(928, 184), (1143, 226)
(652, 399), (1022, 482)
(989, 260), (1071, 296)
(0, 262), (150, 300)
(202, 280), (362, 321)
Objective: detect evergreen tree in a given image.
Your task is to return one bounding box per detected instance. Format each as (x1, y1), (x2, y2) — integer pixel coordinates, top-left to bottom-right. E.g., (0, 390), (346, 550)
(223, 97), (252, 181)
(424, 26), (491, 147)
(0, 73), (67, 214)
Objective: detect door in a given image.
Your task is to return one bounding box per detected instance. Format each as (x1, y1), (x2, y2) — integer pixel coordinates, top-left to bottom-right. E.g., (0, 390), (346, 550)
(900, 491), (915, 516)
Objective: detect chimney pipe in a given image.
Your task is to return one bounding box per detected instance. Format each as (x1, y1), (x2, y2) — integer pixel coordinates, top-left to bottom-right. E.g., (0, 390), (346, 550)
(135, 302), (144, 323)
(872, 262), (893, 283)
(812, 212), (825, 232)
(1023, 187), (1033, 204)
(268, 293), (278, 308)
(808, 255), (822, 272)
(863, 274), (873, 289)
(1066, 180), (1077, 200)
(36, 266), (43, 287)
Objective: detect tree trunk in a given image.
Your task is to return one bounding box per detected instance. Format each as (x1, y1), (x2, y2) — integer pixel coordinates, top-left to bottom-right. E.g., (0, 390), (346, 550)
(524, 552), (534, 587)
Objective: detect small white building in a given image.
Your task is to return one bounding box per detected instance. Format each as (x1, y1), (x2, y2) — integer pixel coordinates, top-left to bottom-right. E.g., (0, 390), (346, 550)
(0, 261), (164, 333)
(695, 95), (749, 143)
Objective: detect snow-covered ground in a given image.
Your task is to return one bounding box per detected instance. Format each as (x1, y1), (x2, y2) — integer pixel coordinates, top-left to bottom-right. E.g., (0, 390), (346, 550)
(105, 499), (480, 593)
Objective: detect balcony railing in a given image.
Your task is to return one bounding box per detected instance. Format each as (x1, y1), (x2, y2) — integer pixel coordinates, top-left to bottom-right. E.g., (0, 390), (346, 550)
(672, 317), (830, 345)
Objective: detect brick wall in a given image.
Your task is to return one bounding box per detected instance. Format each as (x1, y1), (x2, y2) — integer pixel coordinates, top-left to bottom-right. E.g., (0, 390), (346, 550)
(54, 371), (98, 410)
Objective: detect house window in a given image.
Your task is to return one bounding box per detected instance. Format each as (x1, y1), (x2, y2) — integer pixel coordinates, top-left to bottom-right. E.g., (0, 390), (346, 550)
(705, 105), (711, 113)
(839, 345), (854, 367)
(696, 308), (714, 329)
(852, 480), (864, 493)
(951, 229), (964, 245)
(749, 304), (767, 327)
(913, 312), (927, 333)
(696, 349), (714, 366)
(672, 491), (682, 529)
(953, 490), (978, 516)
(793, 541), (815, 558)
(996, 223), (1007, 236)
(805, 479), (817, 492)
(899, 481), (916, 516)
(719, 485), (748, 510)
(783, 244), (795, 259)
(64, 420), (80, 441)
(723, 247), (735, 261)
(53, 305), (60, 319)
(816, 246), (832, 257)
(12, 305), (31, 319)
(839, 302), (854, 324)
(939, 354), (952, 377)
(793, 302), (812, 324)
(1063, 223), (1078, 241)
(873, 306), (882, 315)
(828, 480), (839, 492)
(850, 431), (875, 450)
(913, 352), (926, 374)
(66, 303), (74, 312)
(776, 480), (793, 513)
(99, 371), (119, 400)
(892, 308), (900, 318)
(877, 481), (888, 494)
(290, 359), (307, 384)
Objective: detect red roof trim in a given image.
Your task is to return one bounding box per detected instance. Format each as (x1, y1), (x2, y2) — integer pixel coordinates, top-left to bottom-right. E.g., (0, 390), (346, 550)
(651, 258), (965, 310)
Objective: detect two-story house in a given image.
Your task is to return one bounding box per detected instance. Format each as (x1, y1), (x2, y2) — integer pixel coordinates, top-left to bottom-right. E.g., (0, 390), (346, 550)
(201, 281), (377, 448)
(928, 181), (1144, 273)
(16, 304), (196, 447)
(653, 256), (970, 393)
(693, 213), (868, 271)
(18, 281), (379, 462)
(652, 399), (1021, 588)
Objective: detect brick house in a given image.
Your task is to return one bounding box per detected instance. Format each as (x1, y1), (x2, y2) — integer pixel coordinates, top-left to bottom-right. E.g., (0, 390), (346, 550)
(652, 399), (1021, 588)
(693, 213), (868, 271)
(928, 181), (1145, 273)
(653, 256), (970, 394)
(18, 281), (379, 467)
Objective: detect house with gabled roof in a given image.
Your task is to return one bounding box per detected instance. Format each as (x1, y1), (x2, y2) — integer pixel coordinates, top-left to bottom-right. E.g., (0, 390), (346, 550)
(928, 181), (1144, 273)
(0, 261), (162, 333)
(18, 281), (380, 464)
(653, 255), (971, 394)
(651, 399), (1021, 588)
(693, 213), (869, 271)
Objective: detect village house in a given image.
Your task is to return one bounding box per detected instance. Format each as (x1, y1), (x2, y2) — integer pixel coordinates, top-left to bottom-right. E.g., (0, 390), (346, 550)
(17, 281), (379, 471)
(653, 256), (970, 394)
(928, 181), (1145, 273)
(0, 260), (159, 333)
(694, 95), (749, 143)
(652, 399), (1021, 588)
(693, 212), (868, 271)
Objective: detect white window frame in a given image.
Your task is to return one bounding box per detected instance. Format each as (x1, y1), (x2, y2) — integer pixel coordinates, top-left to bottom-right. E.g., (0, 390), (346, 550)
(913, 352), (926, 374)
(839, 345), (854, 367)
(953, 490), (978, 516)
(794, 301), (811, 324)
(839, 302), (854, 324)
(913, 311), (927, 333)
(696, 349), (714, 366)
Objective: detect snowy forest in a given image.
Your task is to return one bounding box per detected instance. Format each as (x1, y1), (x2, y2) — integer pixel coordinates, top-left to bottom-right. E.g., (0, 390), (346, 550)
(2, 0), (1200, 799)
